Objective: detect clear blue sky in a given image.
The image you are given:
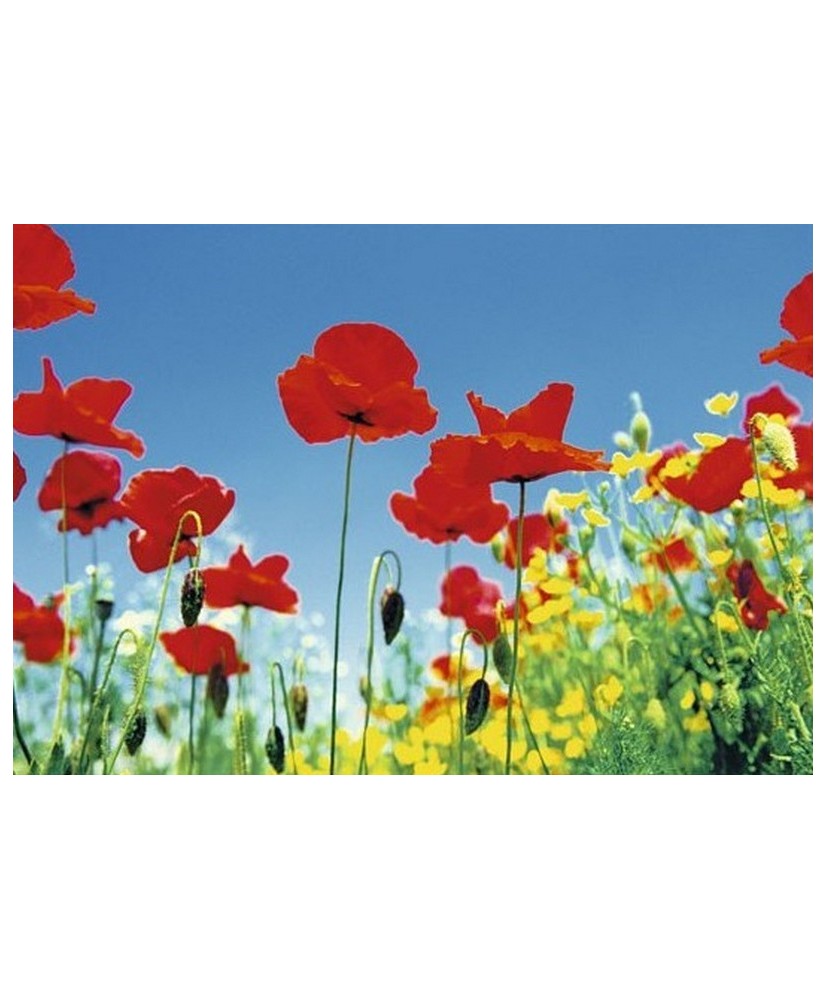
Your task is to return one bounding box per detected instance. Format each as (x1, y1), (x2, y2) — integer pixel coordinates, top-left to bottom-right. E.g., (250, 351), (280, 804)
(13, 225), (813, 707)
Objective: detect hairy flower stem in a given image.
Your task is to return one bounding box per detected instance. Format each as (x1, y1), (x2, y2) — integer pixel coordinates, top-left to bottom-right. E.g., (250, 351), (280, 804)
(13, 685), (33, 769)
(188, 675), (198, 775)
(105, 510), (203, 773)
(505, 481), (526, 775)
(79, 629), (139, 774)
(358, 550), (402, 775)
(329, 428), (357, 775)
(49, 442), (73, 752)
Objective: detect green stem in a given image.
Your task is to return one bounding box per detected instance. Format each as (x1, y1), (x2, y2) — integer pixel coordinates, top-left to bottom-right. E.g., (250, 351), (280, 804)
(505, 480), (526, 775)
(105, 509), (204, 774)
(188, 675), (197, 775)
(272, 661), (297, 775)
(358, 550), (402, 775)
(49, 441), (73, 750)
(79, 629), (139, 774)
(514, 678), (550, 775)
(329, 428), (357, 775)
(13, 685), (33, 769)
(456, 628), (488, 775)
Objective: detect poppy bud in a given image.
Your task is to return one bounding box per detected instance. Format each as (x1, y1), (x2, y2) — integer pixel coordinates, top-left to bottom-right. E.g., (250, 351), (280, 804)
(579, 524), (595, 554)
(180, 568), (205, 627)
(206, 665), (229, 719)
(613, 431), (633, 452)
(630, 410), (652, 453)
(154, 704), (173, 738)
(125, 711), (147, 755)
(380, 586), (405, 645)
(465, 678), (491, 735)
(490, 532), (506, 563)
(492, 634), (512, 683)
(359, 675), (371, 704)
(95, 598), (115, 623)
(752, 414), (798, 472)
(290, 683), (308, 731)
(620, 527), (638, 563)
(265, 725), (286, 774)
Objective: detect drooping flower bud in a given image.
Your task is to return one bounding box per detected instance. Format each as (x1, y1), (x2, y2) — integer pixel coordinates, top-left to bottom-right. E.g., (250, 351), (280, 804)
(465, 678), (491, 735)
(265, 725), (286, 774)
(125, 711), (147, 755)
(290, 683), (308, 731)
(380, 586), (405, 645)
(206, 664), (229, 718)
(492, 634), (513, 683)
(180, 568), (205, 627)
(620, 526), (638, 563)
(719, 681), (743, 731)
(490, 532), (506, 563)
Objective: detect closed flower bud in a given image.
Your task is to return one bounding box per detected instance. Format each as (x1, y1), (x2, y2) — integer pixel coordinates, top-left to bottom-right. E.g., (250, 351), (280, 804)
(492, 634), (513, 683)
(630, 410), (652, 453)
(719, 681), (743, 730)
(206, 665), (229, 718)
(95, 598), (115, 623)
(579, 524), (595, 554)
(613, 431), (633, 451)
(265, 725), (286, 774)
(180, 568), (205, 627)
(465, 678), (491, 735)
(290, 683), (308, 731)
(753, 414), (798, 472)
(620, 527), (638, 563)
(380, 586), (405, 645)
(125, 711), (147, 755)
(490, 532), (506, 563)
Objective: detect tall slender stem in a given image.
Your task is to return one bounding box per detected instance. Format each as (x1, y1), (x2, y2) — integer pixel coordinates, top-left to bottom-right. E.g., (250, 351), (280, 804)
(330, 428), (357, 775)
(505, 480), (526, 775)
(49, 441), (73, 749)
(13, 685), (33, 768)
(188, 675), (197, 775)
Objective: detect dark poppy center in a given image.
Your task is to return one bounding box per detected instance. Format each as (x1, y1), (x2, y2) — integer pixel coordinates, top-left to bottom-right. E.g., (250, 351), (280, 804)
(339, 410), (374, 427)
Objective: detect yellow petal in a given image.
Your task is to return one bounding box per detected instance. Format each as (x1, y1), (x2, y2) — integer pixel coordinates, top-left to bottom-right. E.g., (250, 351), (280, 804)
(679, 689), (696, 711)
(564, 736), (586, 759)
(582, 508), (611, 528)
(693, 432), (726, 450)
(547, 489), (590, 511)
(707, 548), (733, 567)
(631, 484), (655, 503)
(610, 450), (662, 477)
(538, 577), (574, 596)
(384, 703), (408, 723)
(704, 391), (739, 417)
(423, 714), (453, 747)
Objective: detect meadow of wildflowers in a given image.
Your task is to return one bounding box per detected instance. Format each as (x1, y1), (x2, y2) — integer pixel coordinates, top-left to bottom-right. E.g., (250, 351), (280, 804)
(12, 225), (813, 776)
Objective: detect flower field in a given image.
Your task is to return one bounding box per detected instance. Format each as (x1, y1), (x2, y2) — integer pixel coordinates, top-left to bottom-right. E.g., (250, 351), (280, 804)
(12, 225), (813, 776)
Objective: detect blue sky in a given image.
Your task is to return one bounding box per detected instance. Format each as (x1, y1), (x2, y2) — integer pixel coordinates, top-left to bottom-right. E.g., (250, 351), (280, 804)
(13, 224), (813, 712)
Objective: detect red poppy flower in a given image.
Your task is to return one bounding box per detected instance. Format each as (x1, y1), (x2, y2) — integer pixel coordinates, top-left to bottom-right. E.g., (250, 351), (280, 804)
(13, 452), (27, 500)
(644, 536), (698, 574)
(13, 224), (96, 331)
(201, 544), (299, 613)
(277, 322), (438, 444)
(646, 442), (689, 496)
(13, 584), (72, 663)
(120, 466), (236, 573)
(501, 511), (569, 569)
(13, 358), (145, 458)
(37, 450), (125, 535)
(760, 273), (813, 377)
(741, 384), (802, 431)
(726, 560), (787, 631)
(657, 437), (753, 513)
(430, 384), (608, 486)
(390, 464), (509, 545)
(160, 625), (250, 676)
(439, 565), (504, 643)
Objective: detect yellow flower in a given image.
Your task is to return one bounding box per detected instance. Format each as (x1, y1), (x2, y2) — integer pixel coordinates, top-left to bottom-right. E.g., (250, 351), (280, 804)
(610, 450), (662, 478)
(643, 698), (666, 731)
(679, 689), (696, 711)
(683, 709), (711, 734)
(707, 548), (733, 567)
(545, 488), (589, 512)
(710, 609), (739, 633)
(569, 608), (604, 631)
(693, 432), (726, 450)
(538, 577), (574, 596)
(582, 507), (611, 528)
(594, 675), (623, 713)
(699, 681), (715, 705)
(528, 708), (553, 736)
(548, 721), (573, 741)
(556, 685), (586, 717)
(564, 736), (586, 759)
(422, 714), (453, 747)
(578, 713), (598, 741)
(413, 748), (448, 775)
(527, 595), (573, 625)
(384, 703), (408, 723)
(704, 391), (739, 417)
(394, 726), (425, 767)
(741, 477), (800, 508)
(631, 484), (655, 503)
